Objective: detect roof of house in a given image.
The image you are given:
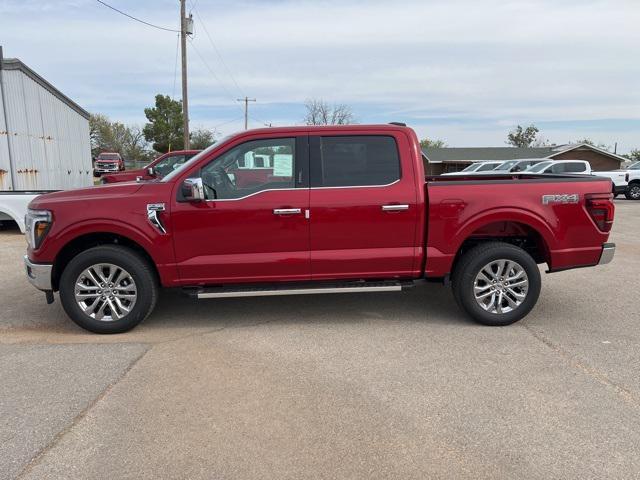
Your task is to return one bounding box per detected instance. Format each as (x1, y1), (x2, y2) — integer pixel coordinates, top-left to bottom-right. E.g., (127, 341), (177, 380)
(547, 143), (626, 163)
(423, 144), (625, 164)
(422, 147), (554, 163)
(0, 57), (90, 119)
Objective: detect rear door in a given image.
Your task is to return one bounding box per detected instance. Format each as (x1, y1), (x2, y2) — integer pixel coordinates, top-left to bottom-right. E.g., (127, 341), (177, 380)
(309, 132), (419, 280)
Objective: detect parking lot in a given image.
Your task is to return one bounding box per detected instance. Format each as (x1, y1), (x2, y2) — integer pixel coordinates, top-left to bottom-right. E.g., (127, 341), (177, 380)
(0, 199), (638, 479)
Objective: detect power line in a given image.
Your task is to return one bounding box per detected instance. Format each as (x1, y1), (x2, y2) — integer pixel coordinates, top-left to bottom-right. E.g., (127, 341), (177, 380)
(192, 7), (245, 98)
(187, 38), (247, 116)
(95, 0), (180, 32)
(171, 33), (180, 100)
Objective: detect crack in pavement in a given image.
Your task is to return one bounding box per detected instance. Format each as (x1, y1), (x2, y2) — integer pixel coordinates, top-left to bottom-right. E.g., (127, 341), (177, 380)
(15, 344), (152, 479)
(523, 324), (640, 408)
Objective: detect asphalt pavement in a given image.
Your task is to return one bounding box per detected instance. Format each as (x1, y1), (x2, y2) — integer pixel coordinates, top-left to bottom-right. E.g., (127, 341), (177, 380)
(1, 200), (639, 479)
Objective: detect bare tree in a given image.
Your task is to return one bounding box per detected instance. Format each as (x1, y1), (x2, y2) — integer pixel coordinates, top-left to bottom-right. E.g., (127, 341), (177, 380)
(303, 98), (355, 125)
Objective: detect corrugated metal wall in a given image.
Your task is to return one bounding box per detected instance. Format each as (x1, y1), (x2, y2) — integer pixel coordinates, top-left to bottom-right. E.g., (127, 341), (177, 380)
(0, 69), (92, 191)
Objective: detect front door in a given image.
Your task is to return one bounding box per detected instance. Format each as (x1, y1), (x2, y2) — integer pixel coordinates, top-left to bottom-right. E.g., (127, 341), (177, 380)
(171, 136), (310, 285)
(309, 132), (419, 280)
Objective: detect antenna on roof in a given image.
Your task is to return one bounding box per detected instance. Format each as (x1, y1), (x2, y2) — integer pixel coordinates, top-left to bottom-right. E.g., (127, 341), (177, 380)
(389, 122), (406, 127)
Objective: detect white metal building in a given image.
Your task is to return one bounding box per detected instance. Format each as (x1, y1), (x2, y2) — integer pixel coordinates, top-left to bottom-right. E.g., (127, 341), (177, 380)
(0, 50), (92, 191)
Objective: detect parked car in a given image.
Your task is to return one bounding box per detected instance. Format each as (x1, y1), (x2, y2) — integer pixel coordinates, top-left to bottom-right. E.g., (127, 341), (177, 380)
(473, 159), (546, 175)
(93, 152), (125, 177)
(441, 161), (503, 176)
(524, 160), (592, 175)
(24, 124), (615, 333)
(101, 150), (201, 184)
(596, 161), (640, 200)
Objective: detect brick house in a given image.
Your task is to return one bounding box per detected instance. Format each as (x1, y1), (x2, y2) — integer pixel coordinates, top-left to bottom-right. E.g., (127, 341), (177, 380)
(423, 144), (627, 175)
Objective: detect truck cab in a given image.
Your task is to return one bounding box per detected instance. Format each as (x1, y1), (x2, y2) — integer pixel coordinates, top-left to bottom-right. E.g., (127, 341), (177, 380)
(100, 150), (200, 184)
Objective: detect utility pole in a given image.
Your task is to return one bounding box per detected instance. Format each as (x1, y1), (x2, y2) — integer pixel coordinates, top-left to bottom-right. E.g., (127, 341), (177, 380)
(180, 0), (192, 149)
(237, 97), (256, 130)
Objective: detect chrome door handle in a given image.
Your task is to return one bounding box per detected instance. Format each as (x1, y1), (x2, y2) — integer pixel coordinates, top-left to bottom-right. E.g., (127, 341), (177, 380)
(382, 204), (409, 212)
(273, 208), (302, 215)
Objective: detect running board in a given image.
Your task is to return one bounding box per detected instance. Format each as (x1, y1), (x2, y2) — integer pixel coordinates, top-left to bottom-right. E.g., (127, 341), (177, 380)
(187, 281), (412, 300)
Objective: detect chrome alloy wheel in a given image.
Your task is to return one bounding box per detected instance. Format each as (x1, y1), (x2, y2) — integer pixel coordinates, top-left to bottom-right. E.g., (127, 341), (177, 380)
(74, 263), (137, 321)
(629, 184), (640, 199)
(473, 259), (529, 314)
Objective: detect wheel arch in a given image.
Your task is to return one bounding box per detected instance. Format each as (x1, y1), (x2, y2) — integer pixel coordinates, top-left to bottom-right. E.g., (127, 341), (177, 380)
(51, 231), (160, 291)
(449, 210), (555, 276)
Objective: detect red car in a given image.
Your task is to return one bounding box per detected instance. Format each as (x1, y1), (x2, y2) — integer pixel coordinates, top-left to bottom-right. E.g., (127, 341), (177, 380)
(24, 124), (615, 333)
(93, 152), (124, 177)
(100, 150), (201, 184)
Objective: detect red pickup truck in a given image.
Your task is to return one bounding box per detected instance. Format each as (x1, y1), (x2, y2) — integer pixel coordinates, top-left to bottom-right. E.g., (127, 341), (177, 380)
(100, 150), (201, 184)
(93, 152), (125, 177)
(24, 124), (615, 333)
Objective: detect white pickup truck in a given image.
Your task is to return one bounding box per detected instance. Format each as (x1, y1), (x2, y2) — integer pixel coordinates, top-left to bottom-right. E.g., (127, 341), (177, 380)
(596, 161), (640, 200)
(0, 192), (51, 232)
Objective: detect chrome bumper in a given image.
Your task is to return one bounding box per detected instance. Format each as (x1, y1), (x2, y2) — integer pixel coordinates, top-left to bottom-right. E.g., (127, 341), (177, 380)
(598, 243), (615, 265)
(24, 255), (53, 291)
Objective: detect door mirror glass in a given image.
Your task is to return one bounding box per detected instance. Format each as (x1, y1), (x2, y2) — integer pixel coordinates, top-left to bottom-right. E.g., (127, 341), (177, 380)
(182, 177), (205, 201)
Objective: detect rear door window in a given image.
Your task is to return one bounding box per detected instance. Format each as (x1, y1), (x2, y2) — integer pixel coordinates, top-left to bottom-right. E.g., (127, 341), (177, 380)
(312, 135), (400, 187)
(563, 162), (587, 173)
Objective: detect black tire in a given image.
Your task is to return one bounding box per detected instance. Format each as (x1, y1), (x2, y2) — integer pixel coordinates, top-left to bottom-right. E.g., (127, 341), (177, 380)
(451, 242), (541, 326)
(625, 183), (640, 200)
(59, 245), (158, 333)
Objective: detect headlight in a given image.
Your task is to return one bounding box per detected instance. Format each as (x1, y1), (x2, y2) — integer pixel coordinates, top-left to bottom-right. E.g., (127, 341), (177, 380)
(25, 209), (52, 249)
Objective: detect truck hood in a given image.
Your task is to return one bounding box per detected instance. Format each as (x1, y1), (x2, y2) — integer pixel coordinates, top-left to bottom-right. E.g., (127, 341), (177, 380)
(29, 183), (143, 209)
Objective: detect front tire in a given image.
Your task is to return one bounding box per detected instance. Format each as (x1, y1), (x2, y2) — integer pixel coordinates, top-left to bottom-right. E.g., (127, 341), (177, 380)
(59, 245), (158, 333)
(625, 183), (640, 200)
(451, 242), (541, 326)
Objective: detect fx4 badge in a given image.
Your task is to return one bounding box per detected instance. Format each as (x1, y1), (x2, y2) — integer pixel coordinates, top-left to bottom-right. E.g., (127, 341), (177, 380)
(542, 194), (579, 205)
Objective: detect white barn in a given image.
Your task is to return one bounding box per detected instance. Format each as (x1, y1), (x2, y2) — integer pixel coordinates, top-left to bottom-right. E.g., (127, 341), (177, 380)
(0, 49), (92, 191)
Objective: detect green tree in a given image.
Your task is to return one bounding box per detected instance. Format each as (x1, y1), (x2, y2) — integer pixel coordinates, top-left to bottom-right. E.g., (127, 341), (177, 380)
(506, 124), (540, 147)
(624, 149), (640, 162)
(420, 138), (447, 149)
(89, 114), (151, 165)
(190, 128), (215, 150)
(143, 94), (184, 153)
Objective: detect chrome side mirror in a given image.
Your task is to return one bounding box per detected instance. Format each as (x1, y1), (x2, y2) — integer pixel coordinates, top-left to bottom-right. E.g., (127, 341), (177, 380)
(147, 167), (155, 176)
(182, 177), (205, 201)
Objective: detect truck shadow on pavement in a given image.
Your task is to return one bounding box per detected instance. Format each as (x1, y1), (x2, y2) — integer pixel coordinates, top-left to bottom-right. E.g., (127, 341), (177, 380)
(143, 281), (468, 331)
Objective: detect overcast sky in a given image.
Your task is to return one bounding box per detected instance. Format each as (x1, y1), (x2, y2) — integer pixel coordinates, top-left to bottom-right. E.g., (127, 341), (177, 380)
(1, 0), (639, 152)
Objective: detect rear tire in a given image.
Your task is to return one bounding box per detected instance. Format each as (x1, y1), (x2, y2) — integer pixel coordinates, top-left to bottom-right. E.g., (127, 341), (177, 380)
(625, 183), (640, 200)
(59, 245), (158, 333)
(451, 242), (541, 326)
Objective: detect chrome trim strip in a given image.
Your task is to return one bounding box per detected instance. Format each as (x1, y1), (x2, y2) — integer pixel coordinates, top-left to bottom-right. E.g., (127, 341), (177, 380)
(197, 285), (402, 299)
(24, 255), (53, 291)
(273, 208), (302, 215)
(382, 204), (409, 211)
(598, 243), (615, 265)
(147, 203), (167, 234)
(204, 179), (401, 202)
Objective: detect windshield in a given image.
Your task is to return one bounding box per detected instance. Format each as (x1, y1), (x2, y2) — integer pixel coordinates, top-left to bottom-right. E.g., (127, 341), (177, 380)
(98, 154), (120, 160)
(461, 163), (482, 172)
(477, 162), (500, 171)
(629, 161), (640, 170)
(493, 160), (519, 171)
(525, 161), (552, 173)
(161, 133), (236, 182)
